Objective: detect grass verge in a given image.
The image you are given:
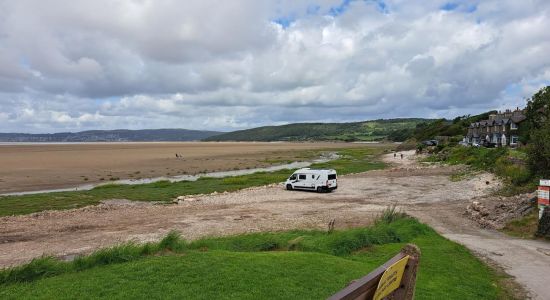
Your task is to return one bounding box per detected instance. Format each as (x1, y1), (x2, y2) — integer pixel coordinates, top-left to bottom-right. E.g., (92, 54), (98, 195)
(0, 216), (516, 299)
(0, 147), (387, 217)
(425, 146), (538, 195)
(502, 210), (540, 239)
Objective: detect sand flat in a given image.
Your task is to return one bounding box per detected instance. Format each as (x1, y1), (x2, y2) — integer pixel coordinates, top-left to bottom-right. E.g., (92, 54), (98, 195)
(0, 142), (365, 193)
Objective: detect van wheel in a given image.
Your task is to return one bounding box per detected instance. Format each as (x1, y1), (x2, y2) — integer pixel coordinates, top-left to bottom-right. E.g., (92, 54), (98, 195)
(316, 186), (323, 193)
(286, 184), (293, 190)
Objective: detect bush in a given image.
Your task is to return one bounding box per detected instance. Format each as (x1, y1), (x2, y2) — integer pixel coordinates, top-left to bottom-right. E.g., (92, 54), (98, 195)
(527, 121), (550, 178)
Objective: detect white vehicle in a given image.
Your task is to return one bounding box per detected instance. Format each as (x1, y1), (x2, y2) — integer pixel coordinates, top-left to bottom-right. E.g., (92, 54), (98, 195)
(285, 168), (337, 193)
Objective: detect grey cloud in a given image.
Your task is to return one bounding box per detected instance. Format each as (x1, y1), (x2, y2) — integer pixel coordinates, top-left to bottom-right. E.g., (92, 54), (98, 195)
(0, 0), (549, 132)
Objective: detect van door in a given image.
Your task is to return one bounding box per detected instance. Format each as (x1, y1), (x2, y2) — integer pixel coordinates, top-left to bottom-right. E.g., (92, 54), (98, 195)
(309, 173), (319, 189)
(294, 174), (307, 189)
(327, 173), (337, 189)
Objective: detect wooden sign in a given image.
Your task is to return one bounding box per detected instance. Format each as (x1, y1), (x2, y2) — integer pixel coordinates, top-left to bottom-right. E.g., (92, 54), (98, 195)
(373, 256), (410, 300)
(328, 244), (420, 300)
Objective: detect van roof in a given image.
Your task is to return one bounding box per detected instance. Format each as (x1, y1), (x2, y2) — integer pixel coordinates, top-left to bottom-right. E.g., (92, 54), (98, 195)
(294, 168), (336, 173)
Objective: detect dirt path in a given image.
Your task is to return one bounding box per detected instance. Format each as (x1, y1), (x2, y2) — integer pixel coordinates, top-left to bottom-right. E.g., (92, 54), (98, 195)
(389, 151), (550, 300)
(1, 150), (549, 298)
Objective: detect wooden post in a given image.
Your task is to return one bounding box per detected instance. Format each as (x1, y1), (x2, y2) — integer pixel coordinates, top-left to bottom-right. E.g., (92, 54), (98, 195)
(328, 244), (421, 300)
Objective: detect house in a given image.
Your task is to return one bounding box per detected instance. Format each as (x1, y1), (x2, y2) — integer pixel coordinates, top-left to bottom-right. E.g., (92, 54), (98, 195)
(465, 108), (526, 147)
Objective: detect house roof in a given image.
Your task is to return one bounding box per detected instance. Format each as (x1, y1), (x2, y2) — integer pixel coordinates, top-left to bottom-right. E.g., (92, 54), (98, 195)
(511, 115), (526, 123)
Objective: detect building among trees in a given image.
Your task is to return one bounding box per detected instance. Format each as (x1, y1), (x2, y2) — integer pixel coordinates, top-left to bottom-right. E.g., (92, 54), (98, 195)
(465, 108), (526, 147)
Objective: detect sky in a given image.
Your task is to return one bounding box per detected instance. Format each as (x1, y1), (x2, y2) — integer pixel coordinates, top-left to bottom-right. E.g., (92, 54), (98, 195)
(0, 0), (549, 133)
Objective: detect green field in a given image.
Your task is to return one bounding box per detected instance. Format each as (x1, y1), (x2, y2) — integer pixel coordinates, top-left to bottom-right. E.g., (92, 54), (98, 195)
(0, 147), (387, 216)
(0, 217), (513, 299)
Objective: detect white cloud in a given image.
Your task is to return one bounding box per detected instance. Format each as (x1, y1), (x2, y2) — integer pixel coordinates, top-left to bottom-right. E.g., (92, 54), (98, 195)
(0, 0), (549, 132)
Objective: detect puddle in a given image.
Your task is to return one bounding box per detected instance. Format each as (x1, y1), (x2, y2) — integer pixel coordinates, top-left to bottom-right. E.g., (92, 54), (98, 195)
(2, 153), (339, 196)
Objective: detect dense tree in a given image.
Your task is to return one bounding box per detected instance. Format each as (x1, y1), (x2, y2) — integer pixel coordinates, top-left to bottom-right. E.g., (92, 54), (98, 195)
(524, 86), (550, 177)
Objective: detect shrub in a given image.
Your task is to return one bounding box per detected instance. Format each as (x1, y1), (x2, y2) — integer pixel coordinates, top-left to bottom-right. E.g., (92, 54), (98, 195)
(375, 205), (408, 224)
(158, 231), (187, 252)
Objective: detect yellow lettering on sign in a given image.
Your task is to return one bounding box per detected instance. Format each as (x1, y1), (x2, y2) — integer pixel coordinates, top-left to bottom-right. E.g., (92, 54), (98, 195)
(373, 255), (409, 300)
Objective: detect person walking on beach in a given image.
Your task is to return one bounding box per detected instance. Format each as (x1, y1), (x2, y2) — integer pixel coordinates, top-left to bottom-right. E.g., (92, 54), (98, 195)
(394, 152), (397, 158)
(400, 153), (404, 159)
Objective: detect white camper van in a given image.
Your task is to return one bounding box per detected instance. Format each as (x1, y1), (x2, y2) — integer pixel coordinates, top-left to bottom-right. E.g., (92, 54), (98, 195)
(285, 168), (337, 193)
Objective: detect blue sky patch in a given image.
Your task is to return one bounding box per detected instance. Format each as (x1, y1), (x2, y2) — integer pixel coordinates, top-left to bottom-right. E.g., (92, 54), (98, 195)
(273, 14), (296, 28)
(328, 0), (352, 17)
(440, 2), (459, 11)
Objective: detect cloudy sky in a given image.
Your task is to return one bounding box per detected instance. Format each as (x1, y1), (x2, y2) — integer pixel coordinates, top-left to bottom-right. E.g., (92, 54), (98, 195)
(1, 0), (549, 133)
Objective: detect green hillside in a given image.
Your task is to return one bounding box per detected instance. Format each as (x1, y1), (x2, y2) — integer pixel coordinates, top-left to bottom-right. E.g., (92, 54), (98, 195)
(204, 118), (430, 142)
(407, 111), (496, 142)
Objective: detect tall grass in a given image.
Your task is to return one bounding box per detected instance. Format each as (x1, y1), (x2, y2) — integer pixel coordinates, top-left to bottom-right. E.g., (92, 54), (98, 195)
(0, 218), (425, 285)
(374, 205), (407, 224)
(0, 232), (187, 285)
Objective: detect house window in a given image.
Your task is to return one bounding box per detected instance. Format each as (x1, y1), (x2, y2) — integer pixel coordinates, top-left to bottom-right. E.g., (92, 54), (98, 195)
(502, 125), (506, 132)
(511, 122), (518, 130)
(511, 136), (519, 145)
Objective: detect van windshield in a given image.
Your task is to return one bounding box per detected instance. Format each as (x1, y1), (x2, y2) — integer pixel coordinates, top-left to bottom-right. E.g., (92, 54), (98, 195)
(328, 174), (336, 180)
(289, 174), (297, 180)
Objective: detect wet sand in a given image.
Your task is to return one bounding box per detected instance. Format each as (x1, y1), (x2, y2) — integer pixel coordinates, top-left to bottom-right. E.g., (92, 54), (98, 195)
(0, 142), (367, 193)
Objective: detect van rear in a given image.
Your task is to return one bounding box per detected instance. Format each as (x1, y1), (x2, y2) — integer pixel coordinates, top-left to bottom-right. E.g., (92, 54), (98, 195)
(326, 172), (337, 190)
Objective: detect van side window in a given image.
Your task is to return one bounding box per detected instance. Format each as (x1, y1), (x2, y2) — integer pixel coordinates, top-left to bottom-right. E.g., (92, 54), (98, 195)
(298, 174), (306, 180)
(328, 174), (336, 180)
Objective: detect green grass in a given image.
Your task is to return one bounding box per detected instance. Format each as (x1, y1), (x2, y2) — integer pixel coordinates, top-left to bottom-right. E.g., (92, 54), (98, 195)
(0, 217), (514, 299)
(0, 147), (387, 217)
(502, 210), (539, 239)
(426, 146), (537, 195)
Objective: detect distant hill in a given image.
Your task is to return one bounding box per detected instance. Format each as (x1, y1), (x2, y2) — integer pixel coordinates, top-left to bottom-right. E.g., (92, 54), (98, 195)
(0, 129), (222, 142)
(203, 119), (431, 142)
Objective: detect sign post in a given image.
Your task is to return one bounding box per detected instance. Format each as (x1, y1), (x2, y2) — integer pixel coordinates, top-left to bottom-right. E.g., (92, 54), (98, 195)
(539, 180), (550, 220)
